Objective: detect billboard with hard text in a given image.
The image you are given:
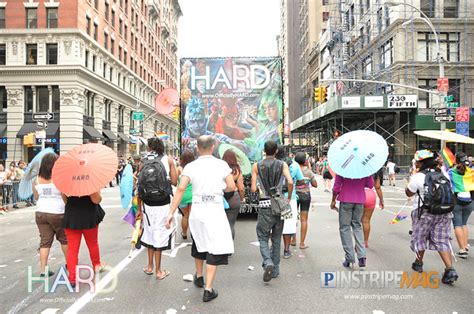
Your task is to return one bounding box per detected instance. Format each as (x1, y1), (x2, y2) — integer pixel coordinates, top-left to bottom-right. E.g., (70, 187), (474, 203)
(180, 57), (283, 174)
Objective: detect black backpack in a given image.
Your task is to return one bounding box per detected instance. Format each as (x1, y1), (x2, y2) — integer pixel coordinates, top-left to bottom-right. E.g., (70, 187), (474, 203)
(418, 170), (455, 216)
(137, 155), (172, 204)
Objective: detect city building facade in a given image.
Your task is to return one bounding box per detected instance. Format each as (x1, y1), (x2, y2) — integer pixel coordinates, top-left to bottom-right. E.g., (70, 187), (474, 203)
(285, 0), (474, 163)
(0, 0), (182, 164)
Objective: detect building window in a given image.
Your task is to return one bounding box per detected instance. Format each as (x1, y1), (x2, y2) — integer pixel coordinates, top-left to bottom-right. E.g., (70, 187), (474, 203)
(26, 44), (37, 65)
(118, 46), (122, 61)
(26, 8), (37, 29)
(377, 8), (382, 34)
(111, 10), (115, 27)
(380, 39), (393, 69)
(46, 44), (58, 65)
(118, 105), (124, 125)
(94, 0), (99, 9)
(92, 55), (96, 71)
(86, 16), (91, 35)
(0, 8), (5, 28)
(105, 101), (111, 121)
(103, 62), (107, 77)
(111, 38), (115, 54)
(52, 86), (60, 112)
(322, 0), (329, 4)
(123, 50), (127, 65)
(24, 86), (33, 112)
(36, 86), (49, 112)
(322, 12), (329, 22)
(417, 32), (460, 62)
(118, 73), (121, 86)
(47, 8), (58, 28)
(93, 23), (98, 40)
(105, 2), (110, 20)
(444, 0), (459, 18)
(0, 44), (5, 65)
(0, 87), (6, 112)
(124, 25), (128, 40)
(104, 32), (108, 49)
(119, 19), (123, 35)
(384, 5), (390, 28)
(109, 67), (113, 81)
(85, 49), (89, 67)
(362, 55), (372, 77)
(420, 0), (435, 18)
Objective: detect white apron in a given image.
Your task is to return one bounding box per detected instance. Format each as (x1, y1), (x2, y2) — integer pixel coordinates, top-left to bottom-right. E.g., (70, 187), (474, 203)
(189, 195), (234, 255)
(282, 199), (298, 235)
(141, 203), (176, 249)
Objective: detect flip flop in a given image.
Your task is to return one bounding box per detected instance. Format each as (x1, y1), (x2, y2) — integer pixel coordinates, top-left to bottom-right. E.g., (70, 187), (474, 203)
(300, 245), (309, 250)
(156, 270), (170, 280)
(290, 243), (297, 246)
(143, 267), (153, 275)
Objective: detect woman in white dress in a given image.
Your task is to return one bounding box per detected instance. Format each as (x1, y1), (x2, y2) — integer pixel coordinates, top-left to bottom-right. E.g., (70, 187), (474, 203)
(136, 138), (177, 280)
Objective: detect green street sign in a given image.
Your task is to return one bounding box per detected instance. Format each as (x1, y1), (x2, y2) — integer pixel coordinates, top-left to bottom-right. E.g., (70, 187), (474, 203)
(132, 111), (144, 121)
(447, 102), (459, 108)
(129, 128), (140, 135)
(444, 95), (454, 102)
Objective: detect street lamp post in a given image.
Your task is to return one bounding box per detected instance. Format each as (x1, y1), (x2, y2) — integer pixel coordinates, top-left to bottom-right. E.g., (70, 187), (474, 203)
(385, 1), (447, 148)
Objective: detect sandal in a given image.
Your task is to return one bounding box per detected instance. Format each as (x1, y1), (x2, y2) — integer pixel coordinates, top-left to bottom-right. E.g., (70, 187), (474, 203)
(299, 245), (309, 250)
(143, 267), (153, 275)
(181, 233), (188, 240)
(156, 270), (170, 280)
(95, 263), (106, 273)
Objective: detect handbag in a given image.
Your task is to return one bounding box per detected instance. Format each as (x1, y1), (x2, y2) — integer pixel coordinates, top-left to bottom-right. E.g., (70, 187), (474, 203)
(97, 204), (106, 224)
(270, 193), (292, 219)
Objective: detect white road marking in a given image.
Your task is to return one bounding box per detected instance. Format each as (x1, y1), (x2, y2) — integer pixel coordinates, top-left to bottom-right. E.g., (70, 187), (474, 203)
(0, 264), (7, 268)
(162, 242), (192, 258)
(7, 286), (42, 314)
(14, 259), (23, 263)
(41, 309), (60, 314)
(64, 248), (144, 314)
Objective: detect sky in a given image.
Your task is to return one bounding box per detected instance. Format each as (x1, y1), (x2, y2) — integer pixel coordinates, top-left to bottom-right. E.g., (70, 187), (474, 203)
(178, 0), (280, 58)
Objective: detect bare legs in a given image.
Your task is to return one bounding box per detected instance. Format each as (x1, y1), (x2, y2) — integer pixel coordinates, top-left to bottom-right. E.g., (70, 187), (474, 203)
(181, 205), (191, 238)
(39, 244), (68, 274)
(362, 207), (375, 247)
(454, 226), (469, 251)
(300, 212), (308, 248)
(195, 258), (217, 291)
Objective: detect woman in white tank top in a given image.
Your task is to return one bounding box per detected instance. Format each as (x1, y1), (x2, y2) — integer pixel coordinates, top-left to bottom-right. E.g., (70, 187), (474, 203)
(33, 153), (67, 277)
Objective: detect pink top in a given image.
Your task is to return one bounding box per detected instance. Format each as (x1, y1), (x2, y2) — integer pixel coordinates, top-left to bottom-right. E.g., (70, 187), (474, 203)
(332, 175), (374, 204)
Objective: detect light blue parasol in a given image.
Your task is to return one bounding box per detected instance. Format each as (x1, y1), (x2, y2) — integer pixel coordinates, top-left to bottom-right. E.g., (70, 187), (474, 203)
(120, 164), (134, 209)
(18, 148), (55, 200)
(327, 130), (388, 179)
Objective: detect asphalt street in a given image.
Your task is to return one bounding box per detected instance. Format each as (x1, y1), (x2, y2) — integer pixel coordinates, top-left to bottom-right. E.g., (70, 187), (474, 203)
(1, 176), (473, 313)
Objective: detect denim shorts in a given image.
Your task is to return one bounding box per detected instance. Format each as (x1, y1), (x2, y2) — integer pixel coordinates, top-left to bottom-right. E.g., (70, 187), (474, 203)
(452, 202), (473, 228)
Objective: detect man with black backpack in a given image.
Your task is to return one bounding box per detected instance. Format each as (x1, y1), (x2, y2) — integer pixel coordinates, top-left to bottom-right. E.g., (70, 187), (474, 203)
(405, 149), (458, 285)
(136, 137), (178, 281)
(250, 141), (293, 283)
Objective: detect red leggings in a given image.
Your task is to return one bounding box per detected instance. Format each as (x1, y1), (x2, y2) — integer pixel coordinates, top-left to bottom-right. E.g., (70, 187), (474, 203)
(64, 226), (101, 283)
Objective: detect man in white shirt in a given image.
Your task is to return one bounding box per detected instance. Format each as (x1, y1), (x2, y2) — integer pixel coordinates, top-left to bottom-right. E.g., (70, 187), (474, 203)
(386, 160), (397, 186)
(166, 135), (235, 302)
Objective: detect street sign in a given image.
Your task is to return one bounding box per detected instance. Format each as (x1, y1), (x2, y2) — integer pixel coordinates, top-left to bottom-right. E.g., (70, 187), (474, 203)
(434, 108), (448, 116)
(33, 112), (54, 121)
(129, 128), (140, 135)
(132, 111), (144, 121)
(35, 130), (46, 139)
(437, 77), (449, 94)
(456, 121), (470, 136)
(433, 115), (454, 122)
(444, 95), (454, 102)
(447, 102), (460, 108)
(387, 95), (417, 108)
(36, 121), (48, 129)
(456, 107), (470, 122)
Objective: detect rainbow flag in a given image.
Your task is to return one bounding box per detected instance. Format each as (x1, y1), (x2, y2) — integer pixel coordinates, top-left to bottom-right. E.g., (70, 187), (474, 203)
(449, 166), (474, 193)
(156, 132), (169, 141)
(390, 213), (408, 224)
(122, 196), (139, 226)
(441, 147), (456, 170)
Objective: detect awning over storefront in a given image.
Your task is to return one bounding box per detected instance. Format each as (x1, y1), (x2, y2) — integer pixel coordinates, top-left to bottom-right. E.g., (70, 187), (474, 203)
(46, 123), (59, 138)
(103, 129), (119, 141)
(130, 135), (147, 145)
(16, 124), (37, 138)
(117, 132), (130, 142)
(83, 125), (104, 140)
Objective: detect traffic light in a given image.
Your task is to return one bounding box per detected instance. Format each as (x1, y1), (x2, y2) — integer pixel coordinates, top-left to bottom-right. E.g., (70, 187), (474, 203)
(321, 86), (328, 103)
(23, 133), (35, 146)
(314, 87), (321, 103)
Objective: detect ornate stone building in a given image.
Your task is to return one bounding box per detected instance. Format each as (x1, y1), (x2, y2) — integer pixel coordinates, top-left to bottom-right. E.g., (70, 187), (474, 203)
(0, 0), (182, 163)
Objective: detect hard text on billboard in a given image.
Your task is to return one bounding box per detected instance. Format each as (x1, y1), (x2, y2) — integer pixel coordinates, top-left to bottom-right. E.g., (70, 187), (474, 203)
(180, 57), (283, 166)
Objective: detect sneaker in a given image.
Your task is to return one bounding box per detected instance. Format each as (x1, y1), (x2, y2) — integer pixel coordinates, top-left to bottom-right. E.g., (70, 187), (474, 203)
(203, 288), (218, 302)
(342, 259), (353, 268)
(13, 205), (19, 209)
(283, 250), (292, 259)
(441, 268), (458, 285)
(358, 257), (366, 268)
(455, 250), (468, 259)
(411, 260), (423, 273)
(263, 265), (274, 283)
(40, 270), (55, 277)
(271, 272), (279, 279)
(194, 274), (204, 288)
